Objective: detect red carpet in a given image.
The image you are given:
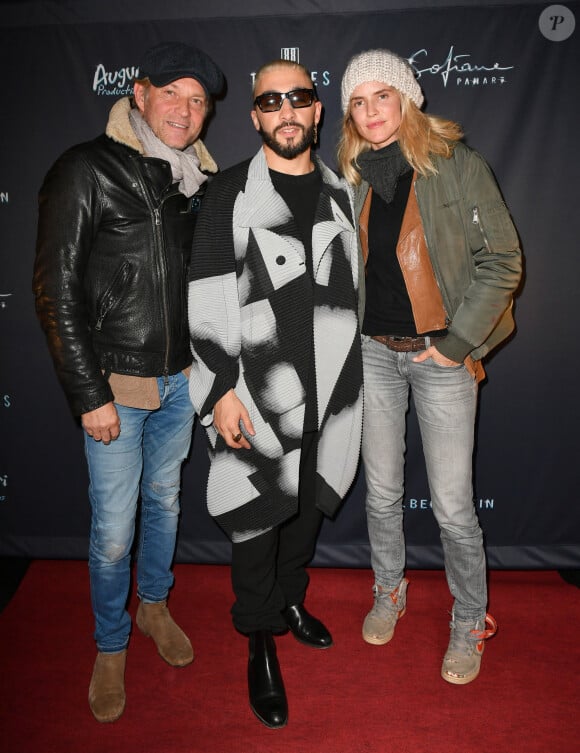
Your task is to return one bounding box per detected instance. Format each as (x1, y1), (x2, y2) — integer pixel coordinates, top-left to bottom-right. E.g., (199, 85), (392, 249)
(0, 562), (578, 753)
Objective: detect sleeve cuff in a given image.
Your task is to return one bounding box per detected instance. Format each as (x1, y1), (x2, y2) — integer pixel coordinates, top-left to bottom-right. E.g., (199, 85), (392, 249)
(435, 332), (473, 363)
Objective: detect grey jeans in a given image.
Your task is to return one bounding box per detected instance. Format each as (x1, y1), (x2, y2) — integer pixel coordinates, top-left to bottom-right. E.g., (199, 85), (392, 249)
(361, 335), (487, 622)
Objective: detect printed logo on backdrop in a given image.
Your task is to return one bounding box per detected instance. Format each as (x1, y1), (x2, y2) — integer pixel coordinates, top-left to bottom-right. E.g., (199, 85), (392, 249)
(281, 47), (300, 63)
(93, 63), (138, 96)
(409, 46), (514, 88)
(539, 4), (576, 41)
(250, 48), (331, 88)
(404, 497), (495, 512)
(250, 45), (511, 92)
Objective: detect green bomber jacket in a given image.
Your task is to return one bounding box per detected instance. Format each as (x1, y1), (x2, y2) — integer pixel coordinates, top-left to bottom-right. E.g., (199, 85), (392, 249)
(353, 141), (522, 363)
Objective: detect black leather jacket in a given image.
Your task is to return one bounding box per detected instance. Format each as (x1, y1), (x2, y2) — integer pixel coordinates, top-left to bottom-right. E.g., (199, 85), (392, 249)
(33, 99), (215, 416)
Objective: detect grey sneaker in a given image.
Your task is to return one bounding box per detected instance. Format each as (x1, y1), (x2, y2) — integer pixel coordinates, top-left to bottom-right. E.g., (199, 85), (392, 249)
(441, 612), (497, 685)
(362, 578), (408, 645)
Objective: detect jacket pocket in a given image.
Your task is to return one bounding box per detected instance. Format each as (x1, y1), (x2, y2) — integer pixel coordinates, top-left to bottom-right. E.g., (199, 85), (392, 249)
(94, 261), (132, 331)
(471, 201), (519, 254)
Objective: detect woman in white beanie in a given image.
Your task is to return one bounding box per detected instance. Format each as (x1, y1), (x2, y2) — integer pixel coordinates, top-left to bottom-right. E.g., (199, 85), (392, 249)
(338, 49), (522, 685)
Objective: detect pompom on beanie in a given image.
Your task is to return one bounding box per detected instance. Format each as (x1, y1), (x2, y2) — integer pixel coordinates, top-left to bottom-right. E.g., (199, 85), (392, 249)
(341, 49), (424, 112)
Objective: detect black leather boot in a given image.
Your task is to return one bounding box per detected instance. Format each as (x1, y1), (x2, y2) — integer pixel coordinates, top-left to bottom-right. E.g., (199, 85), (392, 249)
(247, 630), (288, 728)
(284, 604), (333, 648)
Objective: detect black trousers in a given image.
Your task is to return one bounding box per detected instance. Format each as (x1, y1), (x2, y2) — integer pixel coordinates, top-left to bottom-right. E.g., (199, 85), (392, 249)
(230, 431), (323, 634)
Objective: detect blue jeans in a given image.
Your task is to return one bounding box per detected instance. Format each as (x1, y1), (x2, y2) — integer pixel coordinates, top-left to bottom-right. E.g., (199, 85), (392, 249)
(361, 335), (487, 622)
(84, 372), (194, 653)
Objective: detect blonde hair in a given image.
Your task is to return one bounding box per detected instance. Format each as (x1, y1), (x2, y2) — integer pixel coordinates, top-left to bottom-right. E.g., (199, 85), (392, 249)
(253, 59), (315, 98)
(337, 92), (463, 185)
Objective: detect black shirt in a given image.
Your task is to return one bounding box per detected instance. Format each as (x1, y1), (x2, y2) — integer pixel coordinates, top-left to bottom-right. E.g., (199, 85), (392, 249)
(270, 166), (322, 431)
(362, 169), (418, 337)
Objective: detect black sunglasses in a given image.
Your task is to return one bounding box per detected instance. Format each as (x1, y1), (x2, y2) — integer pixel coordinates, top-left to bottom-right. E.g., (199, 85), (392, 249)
(253, 88), (317, 113)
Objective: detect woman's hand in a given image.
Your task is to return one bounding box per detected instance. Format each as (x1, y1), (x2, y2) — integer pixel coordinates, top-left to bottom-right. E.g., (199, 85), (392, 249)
(413, 346), (460, 367)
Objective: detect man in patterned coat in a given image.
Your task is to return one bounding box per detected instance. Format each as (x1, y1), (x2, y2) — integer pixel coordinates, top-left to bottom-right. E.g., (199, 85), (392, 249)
(188, 59), (362, 728)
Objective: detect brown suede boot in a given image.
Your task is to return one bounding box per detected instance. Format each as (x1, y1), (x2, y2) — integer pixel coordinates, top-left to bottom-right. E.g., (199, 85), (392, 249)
(88, 650), (127, 723)
(136, 600), (194, 667)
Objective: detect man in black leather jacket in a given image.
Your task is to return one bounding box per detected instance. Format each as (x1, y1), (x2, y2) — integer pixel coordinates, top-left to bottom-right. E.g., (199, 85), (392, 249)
(33, 42), (224, 723)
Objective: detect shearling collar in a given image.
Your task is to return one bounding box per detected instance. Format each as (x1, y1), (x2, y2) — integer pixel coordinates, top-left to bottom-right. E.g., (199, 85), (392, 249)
(105, 97), (218, 174)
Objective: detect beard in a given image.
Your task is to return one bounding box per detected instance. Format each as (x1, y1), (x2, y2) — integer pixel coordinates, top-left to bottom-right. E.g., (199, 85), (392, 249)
(259, 121), (316, 159)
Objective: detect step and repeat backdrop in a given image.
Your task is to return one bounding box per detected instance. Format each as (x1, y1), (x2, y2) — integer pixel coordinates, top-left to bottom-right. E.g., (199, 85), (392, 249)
(1, 1), (578, 569)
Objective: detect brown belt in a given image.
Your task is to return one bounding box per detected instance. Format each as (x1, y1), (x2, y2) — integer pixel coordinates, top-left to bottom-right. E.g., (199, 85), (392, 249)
(371, 334), (443, 352)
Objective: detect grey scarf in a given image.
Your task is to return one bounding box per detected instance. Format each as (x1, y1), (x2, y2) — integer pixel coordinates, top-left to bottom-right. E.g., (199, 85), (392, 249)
(356, 141), (412, 204)
(129, 109), (207, 197)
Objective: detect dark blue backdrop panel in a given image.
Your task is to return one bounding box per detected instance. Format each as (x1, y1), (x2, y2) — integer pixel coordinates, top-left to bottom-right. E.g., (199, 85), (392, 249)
(1, 2), (578, 569)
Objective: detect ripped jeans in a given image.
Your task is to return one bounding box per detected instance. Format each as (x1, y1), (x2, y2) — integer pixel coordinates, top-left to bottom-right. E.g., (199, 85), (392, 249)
(84, 372), (194, 653)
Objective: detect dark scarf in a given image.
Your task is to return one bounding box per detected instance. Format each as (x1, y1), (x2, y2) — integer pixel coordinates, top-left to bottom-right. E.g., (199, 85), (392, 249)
(356, 141), (412, 204)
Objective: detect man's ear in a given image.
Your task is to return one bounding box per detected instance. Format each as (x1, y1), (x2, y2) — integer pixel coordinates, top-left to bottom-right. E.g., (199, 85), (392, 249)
(314, 100), (323, 126)
(133, 82), (146, 114)
(250, 109), (261, 133)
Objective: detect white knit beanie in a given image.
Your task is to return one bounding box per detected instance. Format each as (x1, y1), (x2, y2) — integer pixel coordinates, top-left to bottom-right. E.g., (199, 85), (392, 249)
(341, 49), (424, 112)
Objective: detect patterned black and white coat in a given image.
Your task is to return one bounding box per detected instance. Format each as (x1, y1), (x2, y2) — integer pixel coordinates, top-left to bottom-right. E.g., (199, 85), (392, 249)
(188, 148), (363, 543)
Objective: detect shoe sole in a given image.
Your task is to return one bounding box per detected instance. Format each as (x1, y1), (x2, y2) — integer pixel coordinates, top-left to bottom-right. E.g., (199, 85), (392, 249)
(363, 632), (394, 646)
(441, 665), (481, 685)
